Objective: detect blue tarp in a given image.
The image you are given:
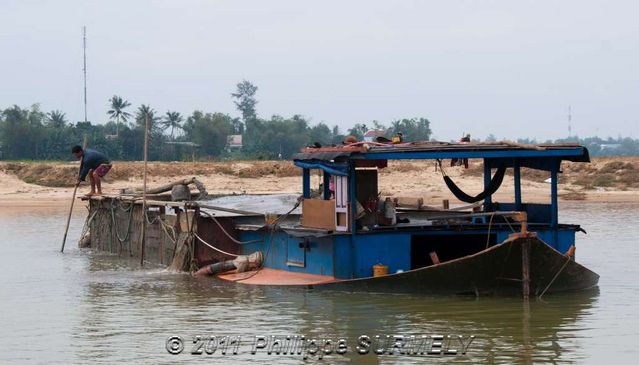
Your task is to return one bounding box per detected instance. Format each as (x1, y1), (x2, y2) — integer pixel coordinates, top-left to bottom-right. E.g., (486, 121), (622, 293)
(293, 160), (349, 176)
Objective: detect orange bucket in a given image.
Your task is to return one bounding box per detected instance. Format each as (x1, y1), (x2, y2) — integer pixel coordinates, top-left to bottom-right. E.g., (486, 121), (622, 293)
(373, 264), (388, 277)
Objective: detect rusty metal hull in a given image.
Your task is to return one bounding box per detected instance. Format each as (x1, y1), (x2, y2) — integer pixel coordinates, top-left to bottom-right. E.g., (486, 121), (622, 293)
(232, 236), (599, 296)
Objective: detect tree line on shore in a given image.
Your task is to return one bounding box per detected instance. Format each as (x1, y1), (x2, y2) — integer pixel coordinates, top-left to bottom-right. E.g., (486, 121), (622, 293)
(0, 81), (432, 161)
(0, 80), (637, 160)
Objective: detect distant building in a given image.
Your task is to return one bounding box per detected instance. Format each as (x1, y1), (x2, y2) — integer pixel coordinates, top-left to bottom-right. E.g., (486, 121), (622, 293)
(600, 144), (621, 151)
(164, 141), (200, 161)
(227, 134), (243, 150)
(363, 129), (386, 142)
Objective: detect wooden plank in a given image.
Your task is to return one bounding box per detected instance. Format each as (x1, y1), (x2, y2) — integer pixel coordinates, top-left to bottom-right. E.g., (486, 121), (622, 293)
(218, 268), (335, 285)
(197, 203), (260, 216)
(301, 199), (336, 230)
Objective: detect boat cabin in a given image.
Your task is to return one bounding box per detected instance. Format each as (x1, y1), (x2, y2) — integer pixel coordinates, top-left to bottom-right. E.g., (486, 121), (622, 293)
(235, 141), (590, 280)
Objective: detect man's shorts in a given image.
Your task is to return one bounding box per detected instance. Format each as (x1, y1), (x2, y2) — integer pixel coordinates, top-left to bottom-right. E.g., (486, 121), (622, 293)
(95, 164), (112, 177)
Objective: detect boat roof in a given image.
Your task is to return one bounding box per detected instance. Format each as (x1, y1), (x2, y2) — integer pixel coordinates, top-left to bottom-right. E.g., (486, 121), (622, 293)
(293, 141), (590, 163)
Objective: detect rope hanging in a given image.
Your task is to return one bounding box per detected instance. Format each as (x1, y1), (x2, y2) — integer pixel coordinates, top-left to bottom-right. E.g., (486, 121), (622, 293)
(438, 160), (507, 203)
(193, 232), (241, 258)
(143, 210), (177, 244)
(110, 202), (135, 244)
(199, 210), (262, 245)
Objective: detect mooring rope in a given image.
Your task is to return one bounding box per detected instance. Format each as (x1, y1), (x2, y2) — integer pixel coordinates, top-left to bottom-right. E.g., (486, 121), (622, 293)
(502, 216), (516, 233)
(231, 197), (301, 282)
(231, 226), (276, 282)
(116, 199), (133, 212)
(539, 246), (576, 299)
(184, 208), (199, 272)
(107, 205), (118, 255)
(199, 210), (262, 245)
(80, 209), (99, 242)
(140, 209), (178, 245)
(193, 232), (241, 258)
(162, 222), (177, 244)
(109, 202), (135, 244)
(485, 212), (496, 249)
(273, 196), (302, 224)
(483, 214), (517, 251)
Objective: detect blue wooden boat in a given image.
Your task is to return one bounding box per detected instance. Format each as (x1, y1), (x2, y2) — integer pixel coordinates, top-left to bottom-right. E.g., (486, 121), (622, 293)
(192, 141), (599, 297)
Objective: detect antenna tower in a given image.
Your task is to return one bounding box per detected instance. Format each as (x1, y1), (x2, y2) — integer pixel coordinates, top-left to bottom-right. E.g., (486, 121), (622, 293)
(83, 26), (88, 123)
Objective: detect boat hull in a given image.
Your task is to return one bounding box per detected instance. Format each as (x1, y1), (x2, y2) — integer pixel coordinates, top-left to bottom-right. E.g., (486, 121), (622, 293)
(220, 235), (599, 296)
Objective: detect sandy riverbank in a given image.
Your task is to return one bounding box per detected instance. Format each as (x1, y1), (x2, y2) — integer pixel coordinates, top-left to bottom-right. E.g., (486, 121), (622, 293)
(1, 158), (638, 208)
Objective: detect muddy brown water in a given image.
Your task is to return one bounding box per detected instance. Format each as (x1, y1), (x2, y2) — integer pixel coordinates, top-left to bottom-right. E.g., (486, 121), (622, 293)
(0, 202), (638, 364)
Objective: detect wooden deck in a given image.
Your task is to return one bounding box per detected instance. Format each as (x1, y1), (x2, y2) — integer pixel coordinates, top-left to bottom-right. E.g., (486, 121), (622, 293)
(217, 268), (336, 285)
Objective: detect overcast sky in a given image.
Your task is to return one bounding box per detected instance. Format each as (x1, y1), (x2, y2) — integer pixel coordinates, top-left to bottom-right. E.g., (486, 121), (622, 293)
(1, 0), (637, 141)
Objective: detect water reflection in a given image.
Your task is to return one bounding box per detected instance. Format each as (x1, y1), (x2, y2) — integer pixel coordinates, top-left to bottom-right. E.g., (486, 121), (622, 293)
(71, 248), (600, 364)
(2, 202), (638, 364)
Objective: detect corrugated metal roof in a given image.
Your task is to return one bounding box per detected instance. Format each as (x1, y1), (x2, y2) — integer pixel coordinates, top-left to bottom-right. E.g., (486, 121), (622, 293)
(293, 141), (590, 162)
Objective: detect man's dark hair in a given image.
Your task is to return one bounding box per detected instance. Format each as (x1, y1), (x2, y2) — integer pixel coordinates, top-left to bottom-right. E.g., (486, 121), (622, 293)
(71, 145), (83, 154)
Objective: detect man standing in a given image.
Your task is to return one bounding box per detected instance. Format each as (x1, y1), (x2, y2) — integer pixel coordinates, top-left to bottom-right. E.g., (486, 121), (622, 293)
(71, 145), (112, 196)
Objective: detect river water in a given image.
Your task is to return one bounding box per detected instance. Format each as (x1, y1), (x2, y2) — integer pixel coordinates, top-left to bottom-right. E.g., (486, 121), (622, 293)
(0, 202), (638, 364)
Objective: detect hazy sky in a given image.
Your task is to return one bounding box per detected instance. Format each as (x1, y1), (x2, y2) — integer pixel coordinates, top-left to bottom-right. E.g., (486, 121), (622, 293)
(1, 0), (637, 141)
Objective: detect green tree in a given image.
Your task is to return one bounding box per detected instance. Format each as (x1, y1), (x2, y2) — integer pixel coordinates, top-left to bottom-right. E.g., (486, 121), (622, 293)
(183, 111), (231, 157)
(230, 117), (244, 134)
(347, 123), (368, 140)
(46, 110), (67, 128)
(309, 122), (332, 146)
(134, 104), (167, 160)
(0, 104), (46, 159)
(118, 125), (143, 160)
(107, 95), (132, 136)
(162, 111), (183, 141)
(330, 125), (346, 145)
(371, 120), (386, 131)
(243, 114), (310, 158)
(134, 104), (161, 133)
(0, 105), (30, 159)
(231, 80), (258, 130)
(387, 117), (432, 142)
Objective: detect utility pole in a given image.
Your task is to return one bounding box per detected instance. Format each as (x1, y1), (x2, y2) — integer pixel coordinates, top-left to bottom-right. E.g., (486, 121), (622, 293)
(83, 26), (88, 123)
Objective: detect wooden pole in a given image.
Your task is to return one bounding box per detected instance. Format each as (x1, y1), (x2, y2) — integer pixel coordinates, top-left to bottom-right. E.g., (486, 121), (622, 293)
(60, 183), (79, 252)
(521, 239), (530, 299)
(522, 297), (532, 362)
(61, 135), (89, 253)
(140, 113), (149, 266)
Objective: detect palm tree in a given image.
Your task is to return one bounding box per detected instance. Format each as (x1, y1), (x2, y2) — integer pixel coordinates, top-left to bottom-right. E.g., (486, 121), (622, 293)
(46, 110), (67, 128)
(162, 111), (183, 141)
(107, 95), (132, 136)
(135, 104), (160, 133)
